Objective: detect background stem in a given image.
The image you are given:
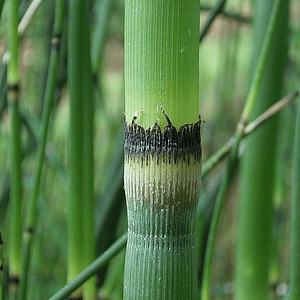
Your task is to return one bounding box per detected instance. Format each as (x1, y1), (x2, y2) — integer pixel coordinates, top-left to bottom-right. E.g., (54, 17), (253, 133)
(235, 1), (289, 299)
(288, 93), (300, 299)
(7, 0), (23, 297)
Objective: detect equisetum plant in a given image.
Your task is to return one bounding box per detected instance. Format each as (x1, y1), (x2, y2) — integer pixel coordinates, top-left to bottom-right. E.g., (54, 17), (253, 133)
(123, 0), (201, 298)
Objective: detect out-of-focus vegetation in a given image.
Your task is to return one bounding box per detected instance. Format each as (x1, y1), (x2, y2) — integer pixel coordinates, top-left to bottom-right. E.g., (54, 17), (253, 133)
(0, 0), (300, 299)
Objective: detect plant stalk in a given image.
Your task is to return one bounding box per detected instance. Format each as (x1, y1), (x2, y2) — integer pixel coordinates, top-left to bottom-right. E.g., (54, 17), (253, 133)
(235, 0), (289, 298)
(288, 94), (300, 299)
(124, 1), (201, 299)
(7, 0), (23, 297)
(17, 1), (65, 299)
(68, 0), (95, 298)
(201, 0), (285, 298)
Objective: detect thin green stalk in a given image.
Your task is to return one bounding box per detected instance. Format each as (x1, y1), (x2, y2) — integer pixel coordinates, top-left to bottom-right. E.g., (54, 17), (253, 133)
(287, 95), (300, 299)
(68, 0), (95, 298)
(0, 233), (3, 300)
(235, 0), (289, 299)
(201, 0), (285, 298)
(200, 5), (251, 24)
(48, 233), (127, 300)
(239, 0), (285, 125)
(0, 59), (7, 118)
(7, 0), (23, 297)
(124, 0), (200, 299)
(202, 91), (298, 179)
(91, 0), (115, 73)
(81, 5), (96, 299)
(17, 1), (65, 299)
(201, 132), (241, 300)
(199, 0), (227, 43)
(0, 176), (10, 228)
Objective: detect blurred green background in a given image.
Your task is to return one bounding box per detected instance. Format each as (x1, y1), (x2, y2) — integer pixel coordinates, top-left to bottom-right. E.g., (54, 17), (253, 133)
(0, 0), (300, 299)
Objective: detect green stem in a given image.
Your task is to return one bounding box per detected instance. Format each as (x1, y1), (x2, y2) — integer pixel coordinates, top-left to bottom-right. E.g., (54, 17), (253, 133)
(201, 131), (241, 300)
(124, 0), (200, 299)
(199, 0), (227, 43)
(201, 0), (285, 298)
(7, 0), (22, 297)
(17, 1), (65, 299)
(288, 94), (300, 299)
(239, 0), (285, 125)
(91, 0), (115, 73)
(235, 0), (289, 298)
(48, 233), (127, 300)
(81, 5), (96, 299)
(202, 91), (298, 179)
(68, 0), (94, 298)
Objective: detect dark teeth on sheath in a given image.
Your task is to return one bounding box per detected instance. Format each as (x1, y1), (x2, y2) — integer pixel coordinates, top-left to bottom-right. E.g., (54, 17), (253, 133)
(124, 120), (202, 165)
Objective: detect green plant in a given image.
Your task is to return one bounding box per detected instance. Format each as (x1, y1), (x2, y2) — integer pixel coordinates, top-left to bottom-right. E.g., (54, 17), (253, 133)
(1, 1), (300, 299)
(123, 0), (200, 298)
(7, 0), (23, 297)
(235, 1), (289, 299)
(287, 95), (300, 299)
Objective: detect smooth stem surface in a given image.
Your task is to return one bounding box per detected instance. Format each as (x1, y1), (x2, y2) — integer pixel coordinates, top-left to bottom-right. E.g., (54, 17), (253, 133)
(48, 233), (127, 300)
(17, 1), (65, 299)
(8, 0), (22, 297)
(81, 5), (96, 299)
(288, 96), (300, 299)
(201, 0), (285, 298)
(240, 0), (284, 125)
(235, 0), (289, 299)
(68, 0), (94, 298)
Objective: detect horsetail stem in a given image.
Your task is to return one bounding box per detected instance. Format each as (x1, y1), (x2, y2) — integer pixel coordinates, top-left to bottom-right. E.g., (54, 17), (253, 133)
(235, 0), (289, 299)
(68, 0), (95, 298)
(124, 0), (201, 298)
(288, 93), (300, 299)
(17, 1), (65, 299)
(8, 0), (23, 297)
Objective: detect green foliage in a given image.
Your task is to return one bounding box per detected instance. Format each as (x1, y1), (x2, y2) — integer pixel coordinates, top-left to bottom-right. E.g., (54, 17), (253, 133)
(0, 0), (300, 299)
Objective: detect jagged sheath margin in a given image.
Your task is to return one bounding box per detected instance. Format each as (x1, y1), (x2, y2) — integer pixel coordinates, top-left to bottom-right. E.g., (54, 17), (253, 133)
(124, 117), (202, 165)
(123, 117), (202, 300)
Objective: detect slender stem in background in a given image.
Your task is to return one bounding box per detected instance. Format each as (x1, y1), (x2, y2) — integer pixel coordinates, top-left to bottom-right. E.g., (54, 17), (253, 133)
(200, 5), (251, 24)
(202, 91), (298, 178)
(235, 0), (289, 298)
(18, 0), (44, 35)
(48, 233), (127, 300)
(91, 0), (115, 73)
(0, 233), (3, 300)
(124, 0), (200, 299)
(239, 0), (285, 125)
(199, 0), (227, 43)
(288, 94), (300, 299)
(201, 0), (284, 298)
(17, 1), (65, 299)
(81, 4), (96, 299)
(68, 0), (95, 298)
(7, 0), (23, 297)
